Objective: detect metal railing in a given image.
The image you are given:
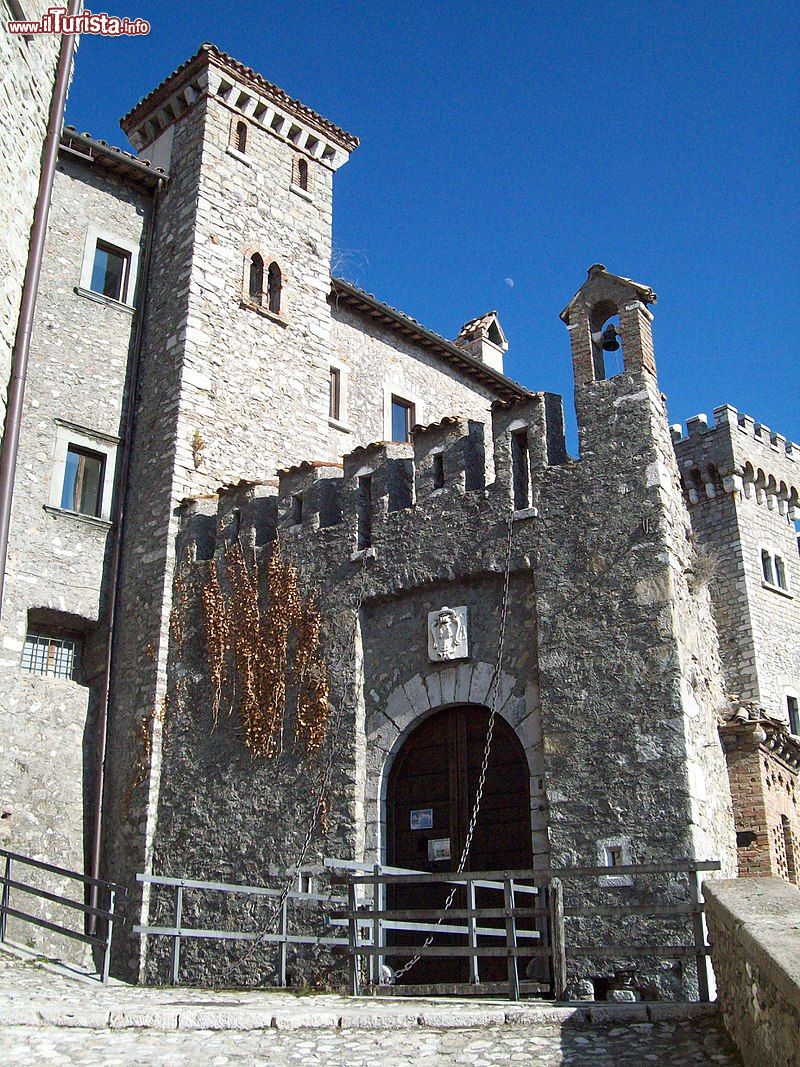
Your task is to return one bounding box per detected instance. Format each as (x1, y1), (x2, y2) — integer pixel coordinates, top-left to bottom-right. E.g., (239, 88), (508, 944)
(133, 871), (349, 985)
(0, 847), (123, 983)
(335, 859), (721, 1002)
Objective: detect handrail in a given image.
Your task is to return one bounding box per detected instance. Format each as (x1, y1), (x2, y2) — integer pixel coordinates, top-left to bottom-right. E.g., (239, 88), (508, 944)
(0, 848), (120, 983)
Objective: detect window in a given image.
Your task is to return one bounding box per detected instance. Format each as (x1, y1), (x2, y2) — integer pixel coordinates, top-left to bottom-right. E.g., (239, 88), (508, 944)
(432, 452), (445, 490)
(775, 556), (787, 590)
(249, 252), (264, 305)
(21, 631), (80, 680)
(788, 696), (800, 736)
(511, 430), (531, 510)
(606, 846), (624, 868)
(90, 241), (129, 302)
(391, 396), (414, 443)
(762, 549), (775, 585)
(267, 262), (282, 314)
(291, 492), (303, 526)
(329, 366), (341, 421)
(235, 120), (248, 154)
(61, 446), (105, 518)
(293, 156), (309, 191)
(48, 420), (119, 523)
(357, 475), (372, 550)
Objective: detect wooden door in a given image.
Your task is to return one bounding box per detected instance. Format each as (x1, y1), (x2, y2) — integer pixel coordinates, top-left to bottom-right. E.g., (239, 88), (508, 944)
(386, 704), (532, 985)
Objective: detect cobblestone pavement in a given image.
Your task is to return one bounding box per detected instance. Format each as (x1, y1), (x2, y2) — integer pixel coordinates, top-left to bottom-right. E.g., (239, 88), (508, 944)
(0, 947), (741, 1064)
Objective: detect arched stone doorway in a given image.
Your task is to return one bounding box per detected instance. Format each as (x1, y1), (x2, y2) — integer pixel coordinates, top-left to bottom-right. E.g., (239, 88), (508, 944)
(386, 703), (533, 984)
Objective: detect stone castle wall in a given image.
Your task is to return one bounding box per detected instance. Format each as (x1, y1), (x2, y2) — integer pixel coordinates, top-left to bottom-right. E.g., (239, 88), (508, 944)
(0, 5), (62, 438)
(0, 150), (151, 960)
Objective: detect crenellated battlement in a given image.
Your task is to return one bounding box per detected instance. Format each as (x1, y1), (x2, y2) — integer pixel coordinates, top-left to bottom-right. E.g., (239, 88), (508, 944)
(179, 392), (567, 561)
(672, 404), (800, 519)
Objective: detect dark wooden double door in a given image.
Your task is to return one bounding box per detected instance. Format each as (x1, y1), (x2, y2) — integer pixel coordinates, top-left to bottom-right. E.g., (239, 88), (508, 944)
(386, 704), (533, 984)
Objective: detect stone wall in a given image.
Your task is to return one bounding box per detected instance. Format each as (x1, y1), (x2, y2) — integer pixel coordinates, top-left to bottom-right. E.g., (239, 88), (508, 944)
(0, 150), (151, 959)
(0, 2), (62, 437)
(704, 877), (800, 1067)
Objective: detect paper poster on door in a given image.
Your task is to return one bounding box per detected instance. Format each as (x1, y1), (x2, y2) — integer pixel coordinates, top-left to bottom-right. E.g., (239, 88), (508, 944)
(428, 837), (451, 861)
(410, 808), (433, 830)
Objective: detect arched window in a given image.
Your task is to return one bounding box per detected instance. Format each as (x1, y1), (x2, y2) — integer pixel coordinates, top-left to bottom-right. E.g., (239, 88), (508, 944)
(267, 262), (282, 314)
(297, 157), (308, 190)
(248, 252), (264, 305)
(235, 120), (247, 154)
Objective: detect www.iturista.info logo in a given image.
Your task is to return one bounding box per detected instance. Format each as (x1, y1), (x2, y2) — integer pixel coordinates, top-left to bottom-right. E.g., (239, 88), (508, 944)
(7, 6), (150, 35)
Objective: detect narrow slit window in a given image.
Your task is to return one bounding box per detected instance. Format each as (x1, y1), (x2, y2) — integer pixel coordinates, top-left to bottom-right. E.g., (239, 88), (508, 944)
(432, 452), (445, 490)
(787, 696), (799, 735)
(61, 445), (105, 518)
(775, 556), (787, 590)
(329, 366), (341, 421)
(294, 156), (309, 190)
(511, 430), (530, 510)
(90, 241), (129, 302)
(357, 475), (372, 550)
(761, 549), (775, 585)
(291, 492), (303, 526)
(235, 120), (247, 154)
(267, 262), (282, 314)
(249, 252), (264, 305)
(391, 396), (414, 443)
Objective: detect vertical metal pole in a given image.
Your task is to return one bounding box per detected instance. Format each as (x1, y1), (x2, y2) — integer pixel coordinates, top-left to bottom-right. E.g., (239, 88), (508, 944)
(170, 885), (183, 986)
(278, 896), (288, 987)
(0, 855), (11, 942)
(504, 877), (520, 1002)
(372, 865), (382, 986)
(101, 887), (116, 984)
(347, 882), (361, 996)
(549, 878), (566, 1001)
(467, 877), (480, 985)
(689, 868), (711, 1003)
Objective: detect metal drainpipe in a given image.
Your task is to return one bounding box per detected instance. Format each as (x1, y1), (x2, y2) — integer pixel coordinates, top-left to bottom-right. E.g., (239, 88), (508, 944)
(0, 0), (83, 612)
(87, 174), (164, 934)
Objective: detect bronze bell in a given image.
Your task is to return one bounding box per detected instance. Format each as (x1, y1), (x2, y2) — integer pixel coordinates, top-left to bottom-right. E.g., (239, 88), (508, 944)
(600, 323), (620, 351)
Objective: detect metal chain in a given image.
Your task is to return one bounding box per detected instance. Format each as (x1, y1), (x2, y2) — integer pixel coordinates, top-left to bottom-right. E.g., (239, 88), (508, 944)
(217, 549), (371, 983)
(390, 513), (515, 982)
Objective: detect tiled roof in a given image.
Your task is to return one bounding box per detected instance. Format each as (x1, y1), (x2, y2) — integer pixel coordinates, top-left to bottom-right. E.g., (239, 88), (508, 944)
(330, 278), (530, 402)
(560, 264), (657, 323)
(456, 312), (499, 340)
(120, 43), (358, 151)
(60, 127), (166, 186)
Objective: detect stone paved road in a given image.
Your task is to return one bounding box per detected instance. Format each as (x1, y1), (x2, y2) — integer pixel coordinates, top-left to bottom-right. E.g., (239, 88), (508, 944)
(0, 1017), (740, 1066)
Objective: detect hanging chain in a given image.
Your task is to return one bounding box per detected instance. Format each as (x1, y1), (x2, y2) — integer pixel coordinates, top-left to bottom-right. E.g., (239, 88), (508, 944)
(390, 513), (515, 982)
(217, 548), (371, 983)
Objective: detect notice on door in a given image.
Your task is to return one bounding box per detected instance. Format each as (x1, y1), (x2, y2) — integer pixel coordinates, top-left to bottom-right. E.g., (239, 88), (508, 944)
(428, 837), (451, 861)
(410, 808), (433, 830)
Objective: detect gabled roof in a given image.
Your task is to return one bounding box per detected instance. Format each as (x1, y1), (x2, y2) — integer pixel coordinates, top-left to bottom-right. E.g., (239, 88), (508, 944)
(330, 278), (530, 402)
(560, 263), (657, 323)
(455, 311), (508, 351)
(120, 43), (358, 152)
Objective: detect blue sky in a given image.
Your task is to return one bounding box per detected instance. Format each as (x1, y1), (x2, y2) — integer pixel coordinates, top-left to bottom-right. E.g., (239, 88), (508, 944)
(65, 1), (799, 448)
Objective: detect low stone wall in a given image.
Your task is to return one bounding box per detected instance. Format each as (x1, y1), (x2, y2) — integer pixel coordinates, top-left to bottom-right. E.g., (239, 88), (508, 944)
(704, 877), (800, 1066)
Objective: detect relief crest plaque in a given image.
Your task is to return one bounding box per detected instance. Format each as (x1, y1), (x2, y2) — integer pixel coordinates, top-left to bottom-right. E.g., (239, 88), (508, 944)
(427, 605), (468, 662)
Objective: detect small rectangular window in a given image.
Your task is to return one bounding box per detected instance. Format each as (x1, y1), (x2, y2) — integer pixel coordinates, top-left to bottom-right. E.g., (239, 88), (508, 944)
(432, 452), (445, 490)
(291, 492), (303, 526)
(606, 846), (624, 868)
(21, 631), (80, 680)
(61, 445), (105, 517)
(357, 475), (372, 550)
(90, 241), (129, 302)
(775, 556), (787, 590)
(391, 397), (414, 443)
(329, 367), (341, 421)
(761, 549), (775, 585)
(511, 430), (530, 510)
(788, 696), (800, 736)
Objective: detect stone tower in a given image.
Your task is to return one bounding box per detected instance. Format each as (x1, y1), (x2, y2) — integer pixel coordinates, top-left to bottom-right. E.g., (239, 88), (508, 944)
(101, 44), (359, 975)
